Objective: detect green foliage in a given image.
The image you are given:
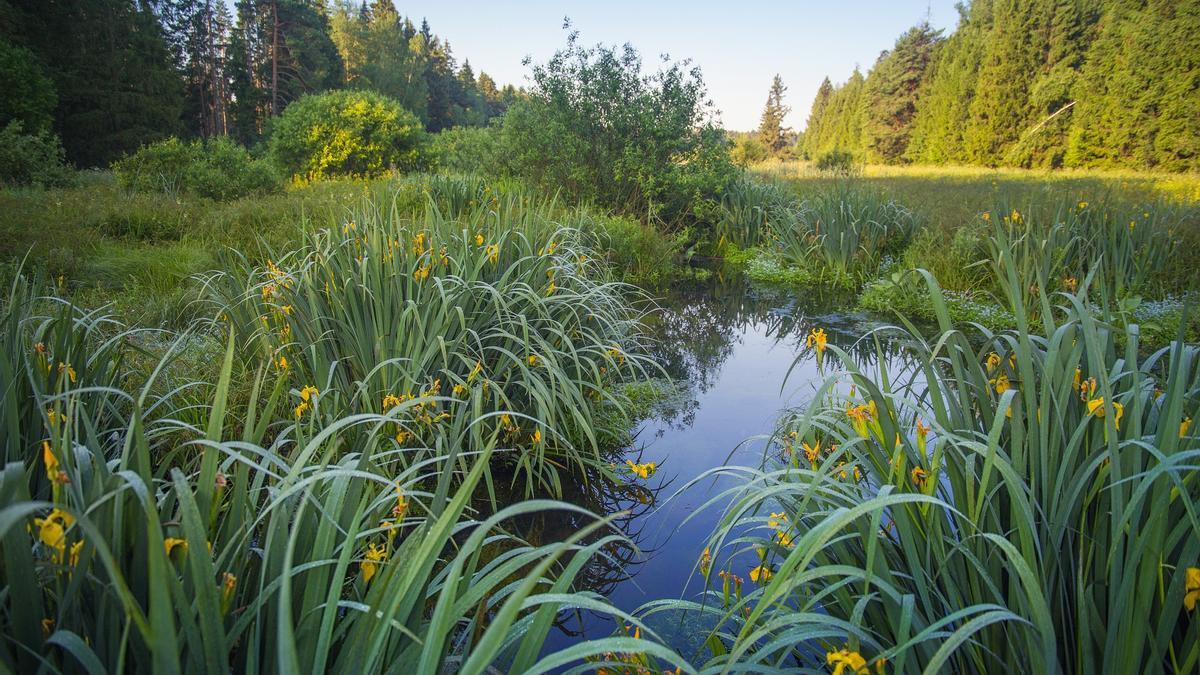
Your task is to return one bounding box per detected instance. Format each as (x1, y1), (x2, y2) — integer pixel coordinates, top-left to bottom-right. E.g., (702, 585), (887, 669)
(814, 149), (862, 177)
(800, 69), (867, 160)
(113, 137), (279, 201)
(429, 124), (510, 175)
(0, 38), (56, 133)
(861, 23), (942, 163)
(756, 74), (790, 155)
(714, 174), (798, 249)
(205, 183), (655, 491)
(0, 122), (74, 188)
(268, 90), (431, 181)
(501, 29), (737, 228)
(730, 134), (769, 167)
(329, 0), (430, 123)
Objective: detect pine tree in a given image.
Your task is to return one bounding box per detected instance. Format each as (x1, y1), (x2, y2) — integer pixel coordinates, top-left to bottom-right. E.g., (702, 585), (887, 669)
(861, 22), (942, 164)
(756, 74), (790, 155)
(161, 0), (233, 138)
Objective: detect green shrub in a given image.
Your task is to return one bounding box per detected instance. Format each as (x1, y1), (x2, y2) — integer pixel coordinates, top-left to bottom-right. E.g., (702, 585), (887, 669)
(730, 135), (769, 167)
(268, 89), (431, 181)
(814, 148), (861, 177)
(113, 137), (279, 200)
(715, 175), (800, 249)
(430, 124), (510, 175)
(501, 31), (737, 228)
(0, 38), (57, 133)
(0, 122), (74, 188)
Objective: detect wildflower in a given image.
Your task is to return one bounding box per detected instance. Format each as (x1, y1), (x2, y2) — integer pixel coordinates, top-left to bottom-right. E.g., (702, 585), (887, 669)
(485, 244), (499, 264)
(393, 486), (408, 519)
(532, 429), (543, 444)
(915, 419), (931, 454)
(846, 404), (873, 437)
(749, 565), (772, 584)
(767, 512), (789, 529)
(33, 508), (74, 561)
(827, 649), (870, 675)
(382, 393), (403, 411)
(1063, 277), (1078, 292)
(69, 540), (83, 567)
(1011, 208), (1021, 223)
(527, 354), (539, 367)
(1182, 417), (1192, 439)
(34, 342), (45, 355)
(57, 362), (76, 384)
(802, 440), (821, 466)
(413, 263), (430, 281)
(981, 212), (990, 222)
(276, 355), (289, 371)
(1087, 397), (1124, 430)
(452, 383), (467, 397)
(625, 459), (656, 479)
(991, 372), (1010, 395)
(220, 573), (237, 614)
(699, 547), (712, 576)
(911, 466), (928, 489)
(985, 352), (1001, 372)
(776, 530), (793, 548)
(43, 441), (69, 485)
(1078, 200), (1088, 210)
(300, 385), (319, 402)
(279, 305), (293, 315)
(474, 233), (483, 246)
(361, 542), (387, 584)
(46, 407), (65, 427)
(42, 618), (53, 637)
(806, 328), (828, 359)
(164, 537), (188, 558)
(293, 401), (309, 419)
(1186, 567), (1200, 611)
(468, 360), (483, 382)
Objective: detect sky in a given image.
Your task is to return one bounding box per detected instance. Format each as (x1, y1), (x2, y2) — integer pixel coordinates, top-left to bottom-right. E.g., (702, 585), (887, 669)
(404, 1), (962, 131)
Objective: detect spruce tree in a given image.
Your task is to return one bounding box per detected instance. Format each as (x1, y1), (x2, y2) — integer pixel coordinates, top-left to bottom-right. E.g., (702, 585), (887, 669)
(801, 77), (833, 159)
(862, 22), (942, 163)
(756, 74), (790, 155)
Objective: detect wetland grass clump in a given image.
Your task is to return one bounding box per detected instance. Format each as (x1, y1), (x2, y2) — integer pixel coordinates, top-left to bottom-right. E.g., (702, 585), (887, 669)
(0, 271), (683, 672)
(674, 266), (1200, 672)
(206, 186), (657, 494)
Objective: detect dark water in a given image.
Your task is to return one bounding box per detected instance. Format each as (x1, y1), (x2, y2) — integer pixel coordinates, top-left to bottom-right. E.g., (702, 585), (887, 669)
(539, 271), (914, 662)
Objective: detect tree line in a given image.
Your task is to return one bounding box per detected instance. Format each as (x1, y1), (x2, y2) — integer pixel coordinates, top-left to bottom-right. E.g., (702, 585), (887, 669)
(797, 0), (1199, 172)
(0, 0), (522, 167)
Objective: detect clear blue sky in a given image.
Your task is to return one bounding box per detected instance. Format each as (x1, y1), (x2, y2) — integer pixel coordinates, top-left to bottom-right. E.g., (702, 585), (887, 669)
(404, 1), (962, 131)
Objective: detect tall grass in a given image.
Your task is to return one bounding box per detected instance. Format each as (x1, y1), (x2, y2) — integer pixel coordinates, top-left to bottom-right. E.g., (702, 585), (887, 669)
(0, 275), (687, 673)
(677, 256), (1200, 671)
(205, 183), (656, 495)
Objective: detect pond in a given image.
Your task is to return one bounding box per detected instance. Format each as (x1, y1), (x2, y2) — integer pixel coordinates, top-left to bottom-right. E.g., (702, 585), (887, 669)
(538, 270), (918, 661)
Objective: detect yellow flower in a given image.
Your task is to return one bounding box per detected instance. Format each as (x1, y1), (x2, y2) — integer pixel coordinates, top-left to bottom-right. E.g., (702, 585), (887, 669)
(802, 440), (821, 466)
(300, 385), (319, 402)
(474, 233), (484, 246)
(164, 537), (188, 558)
(827, 649), (870, 675)
(1063, 276), (1078, 293)
(413, 263), (431, 281)
(749, 564), (772, 584)
(1087, 397), (1124, 430)
(532, 429), (543, 444)
(452, 383), (467, 397)
(981, 211), (990, 221)
(361, 542), (387, 584)
(276, 355), (289, 371)
(806, 328), (828, 358)
(767, 512), (789, 529)
(485, 244), (499, 264)
(985, 352), (1001, 372)
(527, 354), (539, 367)
(625, 459), (656, 479)
(220, 572), (237, 614)
(43, 441), (68, 485)
(775, 530), (793, 548)
(293, 401), (309, 419)
(58, 362), (76, 383)
(1078, 200), (1088, 210)
(911, 466), (928, 488)
(69, 540), (83, 567)
(991, 372), (1010, 395)
(698, 547), (712, 576)
(34, 508), (74, 561)
(1185, 567), (1200, 611)
(1181, 417), (1192, 439)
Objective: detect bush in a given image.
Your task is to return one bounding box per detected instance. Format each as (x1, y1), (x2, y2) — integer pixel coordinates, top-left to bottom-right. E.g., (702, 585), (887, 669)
(430, 124), (510, 175)
(730, 135), (769, 167)
(0, 39), (57, 133)
(0, 121), (74, 188)
(268, 90), (431, 181)
(112, 137), (279, 200)
(501, 30), (737, 228)
(814, 148), (861, 177)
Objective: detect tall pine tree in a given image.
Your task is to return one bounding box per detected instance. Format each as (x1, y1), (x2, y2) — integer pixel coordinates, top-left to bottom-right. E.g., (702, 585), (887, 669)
(861, 22), (942, 163)
(756, 74), (790, 155)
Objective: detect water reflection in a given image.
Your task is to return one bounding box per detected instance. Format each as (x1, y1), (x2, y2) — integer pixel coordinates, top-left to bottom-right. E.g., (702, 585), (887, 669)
(538, 270), (913, 658)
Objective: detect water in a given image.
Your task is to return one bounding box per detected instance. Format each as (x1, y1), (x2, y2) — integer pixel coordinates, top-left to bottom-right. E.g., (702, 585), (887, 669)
(540, 271), (913, 660)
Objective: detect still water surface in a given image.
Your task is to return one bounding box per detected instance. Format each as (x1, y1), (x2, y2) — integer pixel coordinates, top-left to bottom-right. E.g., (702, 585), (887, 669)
(541, 272), (914, 660)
